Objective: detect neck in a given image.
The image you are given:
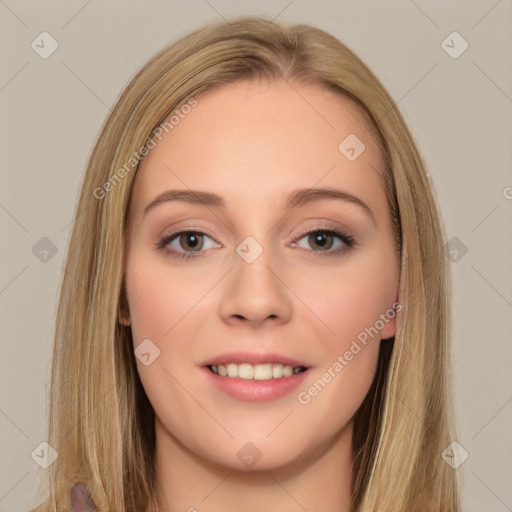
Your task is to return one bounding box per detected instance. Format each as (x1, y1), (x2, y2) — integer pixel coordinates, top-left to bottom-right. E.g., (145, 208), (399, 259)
(147, 418), (354, 512)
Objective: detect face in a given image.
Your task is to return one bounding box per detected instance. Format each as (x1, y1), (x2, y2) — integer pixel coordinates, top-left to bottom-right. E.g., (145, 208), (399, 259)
(120, 78), (399, 472)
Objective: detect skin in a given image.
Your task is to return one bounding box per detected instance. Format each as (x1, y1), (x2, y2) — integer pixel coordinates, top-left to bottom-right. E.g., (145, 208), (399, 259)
(68, 482), (98, 511)
(119, 78), (399, 511)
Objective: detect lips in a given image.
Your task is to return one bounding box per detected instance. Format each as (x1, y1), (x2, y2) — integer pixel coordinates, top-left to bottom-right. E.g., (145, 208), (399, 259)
(201, 351), (310, 402)
(202, 351), (308, 368)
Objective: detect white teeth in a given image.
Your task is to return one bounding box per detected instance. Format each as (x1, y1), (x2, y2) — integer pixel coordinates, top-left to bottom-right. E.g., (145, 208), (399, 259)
(210, 363), (305, 380)
(254, 364), (273, 380)
(272, 364), (284, 378)
(238, 364), (254, 379)
(227, 363), (238, 377)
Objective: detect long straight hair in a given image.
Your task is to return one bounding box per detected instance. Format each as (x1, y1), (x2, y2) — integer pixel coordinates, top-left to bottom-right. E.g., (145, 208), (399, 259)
(32, 16), (460, 511)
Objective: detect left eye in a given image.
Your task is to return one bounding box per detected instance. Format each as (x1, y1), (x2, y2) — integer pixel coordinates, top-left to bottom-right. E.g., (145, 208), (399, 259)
(296, 230), (343, 251)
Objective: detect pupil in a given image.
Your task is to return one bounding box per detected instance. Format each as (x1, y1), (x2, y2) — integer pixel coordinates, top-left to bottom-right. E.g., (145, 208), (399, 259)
(311, 231), (331, 249)
(183, 233), (202, 250)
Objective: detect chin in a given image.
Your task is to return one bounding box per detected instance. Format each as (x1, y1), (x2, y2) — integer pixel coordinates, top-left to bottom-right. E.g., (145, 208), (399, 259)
(193, 434), (323, 474)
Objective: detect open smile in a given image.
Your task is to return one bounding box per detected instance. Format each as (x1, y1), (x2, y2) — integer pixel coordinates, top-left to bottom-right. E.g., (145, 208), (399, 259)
(208, 363), (307, 380)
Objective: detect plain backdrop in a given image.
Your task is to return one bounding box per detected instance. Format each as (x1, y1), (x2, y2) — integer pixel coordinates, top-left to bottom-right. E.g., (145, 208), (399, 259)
(0, 1), (511, 511)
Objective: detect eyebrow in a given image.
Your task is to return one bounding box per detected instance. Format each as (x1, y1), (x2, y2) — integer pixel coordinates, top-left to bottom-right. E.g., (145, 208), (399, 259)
(143, 187), (376, 225)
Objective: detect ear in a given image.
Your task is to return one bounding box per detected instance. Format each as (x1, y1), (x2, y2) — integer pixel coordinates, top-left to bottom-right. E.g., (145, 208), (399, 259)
(380, 300), (400, 340)
(118, 280), (131, 326)
(380, 317), (396, 340)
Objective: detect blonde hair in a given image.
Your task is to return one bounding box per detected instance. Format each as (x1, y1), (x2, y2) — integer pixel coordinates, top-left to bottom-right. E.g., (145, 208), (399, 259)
(32, 16), (460, 512)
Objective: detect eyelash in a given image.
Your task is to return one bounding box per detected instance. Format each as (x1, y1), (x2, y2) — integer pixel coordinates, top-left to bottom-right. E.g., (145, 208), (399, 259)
(155, 226), (357, 261)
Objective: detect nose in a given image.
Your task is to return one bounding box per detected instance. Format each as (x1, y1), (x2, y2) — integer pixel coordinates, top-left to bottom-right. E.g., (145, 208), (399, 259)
(218, 242), (293, 328)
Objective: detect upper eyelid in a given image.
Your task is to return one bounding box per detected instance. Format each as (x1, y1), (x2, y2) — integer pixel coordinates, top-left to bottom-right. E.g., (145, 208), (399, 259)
(164, 223), (348, 237)
(162, 227), (219, 244)
(161, 218), (352, 237)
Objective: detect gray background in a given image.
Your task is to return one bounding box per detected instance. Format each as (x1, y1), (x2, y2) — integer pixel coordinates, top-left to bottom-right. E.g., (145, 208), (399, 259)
(1, 1), (511, 511)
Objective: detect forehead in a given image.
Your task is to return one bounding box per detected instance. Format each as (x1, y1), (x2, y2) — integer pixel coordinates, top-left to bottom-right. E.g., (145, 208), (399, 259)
(129, 79), (386, 221)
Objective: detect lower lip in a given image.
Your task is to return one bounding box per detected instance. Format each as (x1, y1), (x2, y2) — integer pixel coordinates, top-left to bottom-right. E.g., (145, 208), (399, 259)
(201, 366), (310, 403)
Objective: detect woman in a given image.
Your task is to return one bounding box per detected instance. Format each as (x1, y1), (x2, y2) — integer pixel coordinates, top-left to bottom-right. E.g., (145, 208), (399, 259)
(32, 16), (460, 512)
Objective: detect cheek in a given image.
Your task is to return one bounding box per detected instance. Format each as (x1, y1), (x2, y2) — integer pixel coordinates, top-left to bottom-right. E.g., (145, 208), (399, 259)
(124, 260), (208, 442)
(290, 249), (397, 414)
(292, 263), (391, 433)
(293, 253), (397, 350)
(125, 258), (196, 343)
(295, 341), (380, 447)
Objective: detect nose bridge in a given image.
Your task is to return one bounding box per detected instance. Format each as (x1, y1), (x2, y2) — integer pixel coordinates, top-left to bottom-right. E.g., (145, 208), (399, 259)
(219, 233), (293, 324)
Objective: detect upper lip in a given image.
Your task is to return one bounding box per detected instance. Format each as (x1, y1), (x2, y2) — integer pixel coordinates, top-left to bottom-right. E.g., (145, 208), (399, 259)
(202, 352), (309, 368)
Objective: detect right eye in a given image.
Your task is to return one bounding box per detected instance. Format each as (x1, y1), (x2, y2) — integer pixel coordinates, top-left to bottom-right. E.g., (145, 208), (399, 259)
(156, 230), (221, 260)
